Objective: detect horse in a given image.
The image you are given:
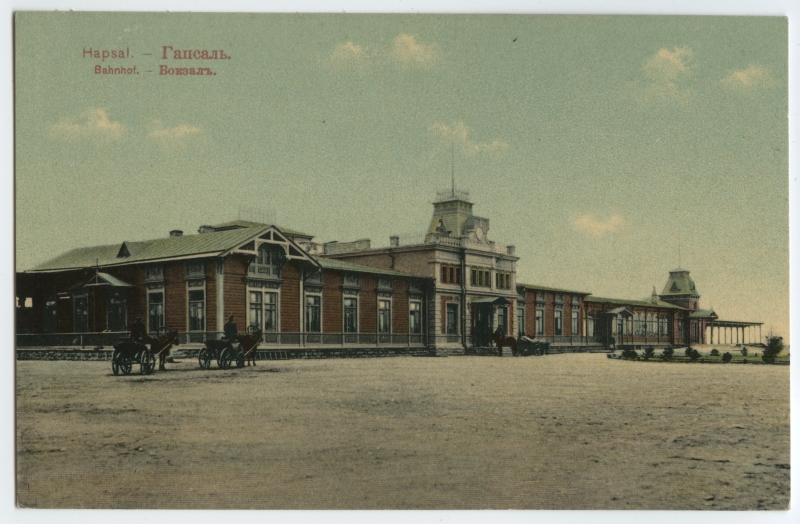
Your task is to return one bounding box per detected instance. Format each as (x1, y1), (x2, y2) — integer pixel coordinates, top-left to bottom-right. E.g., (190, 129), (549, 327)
(237, 327), (263, 366)
(492, 331), (518, 357)
(144, 328), (180, 371)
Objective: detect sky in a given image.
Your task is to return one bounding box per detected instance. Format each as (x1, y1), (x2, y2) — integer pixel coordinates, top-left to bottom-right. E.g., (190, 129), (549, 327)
(14, 12), (789, 340)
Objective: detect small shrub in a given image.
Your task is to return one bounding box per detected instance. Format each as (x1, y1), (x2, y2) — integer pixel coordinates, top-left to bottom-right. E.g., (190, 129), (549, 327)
(689, 349), (700, 361)
(722, 352), (732, 363)
(741, 347), (748, 357)
(762, 334), (783, 364)
(643, 347), (655, 360)
(662, 347), (674, 361)
(685, 347), (693, 358)
(621, 348), (638, 360)
(710, 349), (719, 357)
(742, 358), (748, 364)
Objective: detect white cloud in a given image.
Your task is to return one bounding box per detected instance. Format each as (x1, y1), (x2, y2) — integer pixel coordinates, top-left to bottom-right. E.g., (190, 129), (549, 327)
(635, 46), (694, 105)
(148, 123), (203, 141)
(50, 108), (123, 139)
(644, 46), (693, 83)
(429, 121), (507, 154)
(330, 34), (438, 69)
(574, 214), (624, 236)
(331, 41), (368, 62)
(721, 64), (777, 91)
(390, 34), (438, 66)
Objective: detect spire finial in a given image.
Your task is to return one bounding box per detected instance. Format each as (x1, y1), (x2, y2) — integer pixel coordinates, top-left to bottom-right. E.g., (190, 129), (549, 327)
(451, 140), (455, 197)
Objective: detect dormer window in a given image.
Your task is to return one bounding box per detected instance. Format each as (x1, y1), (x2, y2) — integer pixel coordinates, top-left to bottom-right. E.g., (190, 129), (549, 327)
(117, 242), (131, 258)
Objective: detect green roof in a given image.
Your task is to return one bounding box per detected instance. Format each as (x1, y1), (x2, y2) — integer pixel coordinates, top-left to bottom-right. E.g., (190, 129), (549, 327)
(585, 296), (685, 310)
(31, 226), (271, 271)
(690, 309), (718, 319)
(660, 269), (699, 297)
(315, 257), (425, 278)
(517, 283), (591, 295)
(212, 220), (312, 238)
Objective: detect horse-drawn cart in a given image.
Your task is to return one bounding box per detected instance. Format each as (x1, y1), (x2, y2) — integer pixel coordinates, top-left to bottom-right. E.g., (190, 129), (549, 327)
(111, 340), (155, 375)
(111, 326), (179, 376)
(198, 326), (262, 370)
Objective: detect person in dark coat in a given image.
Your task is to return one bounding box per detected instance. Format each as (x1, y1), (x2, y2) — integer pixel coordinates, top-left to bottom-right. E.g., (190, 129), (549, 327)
(494, 325), (505, 357)
(223, 314), (238, 349)
(130, 317), (146, 344)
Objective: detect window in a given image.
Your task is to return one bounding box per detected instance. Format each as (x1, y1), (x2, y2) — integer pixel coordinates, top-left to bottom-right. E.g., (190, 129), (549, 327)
(659, 316), (669, 337)
(306, 295), (321, 332)
(409, 301), (422, 334)
(249, 291), (278, 332)
(571, 310), (579, 335)
(471, 267), (491, 288)
(517, 308), (525, 337)
(148, 292), (164, 332)
(186, 260), (205, 278)
(446, 303), (459, 335)
(264, 292), (277, 331)
(344, 298), (358, 333)
(378, 300), (391, 333)
(536, 309), (544, 335)
(496, 272), (511, 290)
(145, 264), (164, 282)
(554, 310), (563, 336)
(249, 291), (262, 331)
(647, 314), (657, 336)
(616, 317), (624, 336)
(188, 290), (205, 331)
(633, 312), (645, 336)
(587, 314), (595, 337)
(440, 264), (461, 285)
(249, 244), (282, 278)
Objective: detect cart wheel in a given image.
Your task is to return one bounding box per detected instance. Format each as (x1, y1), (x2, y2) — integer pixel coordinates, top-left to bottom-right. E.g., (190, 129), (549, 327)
(140, 350), (154, 375)
(111, 350), (121, 376)
(235, 345), (245, 368)
(198, 347), (212, 370)
(219, 348), (233, 370)
(146, 352), (156, 375)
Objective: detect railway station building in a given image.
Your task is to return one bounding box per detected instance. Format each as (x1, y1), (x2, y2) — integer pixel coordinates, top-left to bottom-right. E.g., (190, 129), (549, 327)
(16, 190), (762, 354)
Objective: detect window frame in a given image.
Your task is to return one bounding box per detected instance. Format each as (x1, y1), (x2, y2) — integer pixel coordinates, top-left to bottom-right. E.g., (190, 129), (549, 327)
(343, 297), (358, 333)
(187, 288), (205, 332)
(378, 299), (392, 334)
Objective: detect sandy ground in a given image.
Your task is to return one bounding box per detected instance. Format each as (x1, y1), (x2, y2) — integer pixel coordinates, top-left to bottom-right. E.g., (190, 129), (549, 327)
(16, 354), (789, 509)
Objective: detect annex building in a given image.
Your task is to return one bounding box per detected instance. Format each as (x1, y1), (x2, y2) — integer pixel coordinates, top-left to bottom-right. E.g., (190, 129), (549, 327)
(15, 190), (763, 355)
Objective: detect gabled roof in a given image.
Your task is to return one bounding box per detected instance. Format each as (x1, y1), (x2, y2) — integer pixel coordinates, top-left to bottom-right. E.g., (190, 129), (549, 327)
(30, 226), (276, 272)
(517, 283), (591, 295)
(315, 257), (425, 278)
(585, 295), (685, 310)
(690, 309), (718, 319)
(80, 272), (134, 288)
(212, 220), (312, 238)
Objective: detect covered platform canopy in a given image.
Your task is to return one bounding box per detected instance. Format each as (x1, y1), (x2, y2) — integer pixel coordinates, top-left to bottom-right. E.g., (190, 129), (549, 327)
(708, 319), (764, 345)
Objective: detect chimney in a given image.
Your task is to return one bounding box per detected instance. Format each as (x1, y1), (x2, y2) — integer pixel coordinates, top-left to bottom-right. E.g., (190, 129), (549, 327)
(507, 245), (515, 255)
(390, 235), (400, 247)
(198, 225), (215, 234)
(169, 230), (183, 237)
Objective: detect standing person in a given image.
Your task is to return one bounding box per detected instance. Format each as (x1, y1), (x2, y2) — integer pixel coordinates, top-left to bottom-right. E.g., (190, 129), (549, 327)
(130, 317), (146, 344)
(223, 314), (238, 350)
(494, 325), (505, 357)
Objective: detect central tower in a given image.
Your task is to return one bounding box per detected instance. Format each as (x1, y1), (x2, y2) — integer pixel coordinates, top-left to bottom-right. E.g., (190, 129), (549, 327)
(425, 189), (490, 244)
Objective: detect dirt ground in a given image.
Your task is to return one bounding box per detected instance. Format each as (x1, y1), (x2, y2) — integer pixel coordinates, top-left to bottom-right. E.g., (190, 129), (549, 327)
(15, 354), (790, 509)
